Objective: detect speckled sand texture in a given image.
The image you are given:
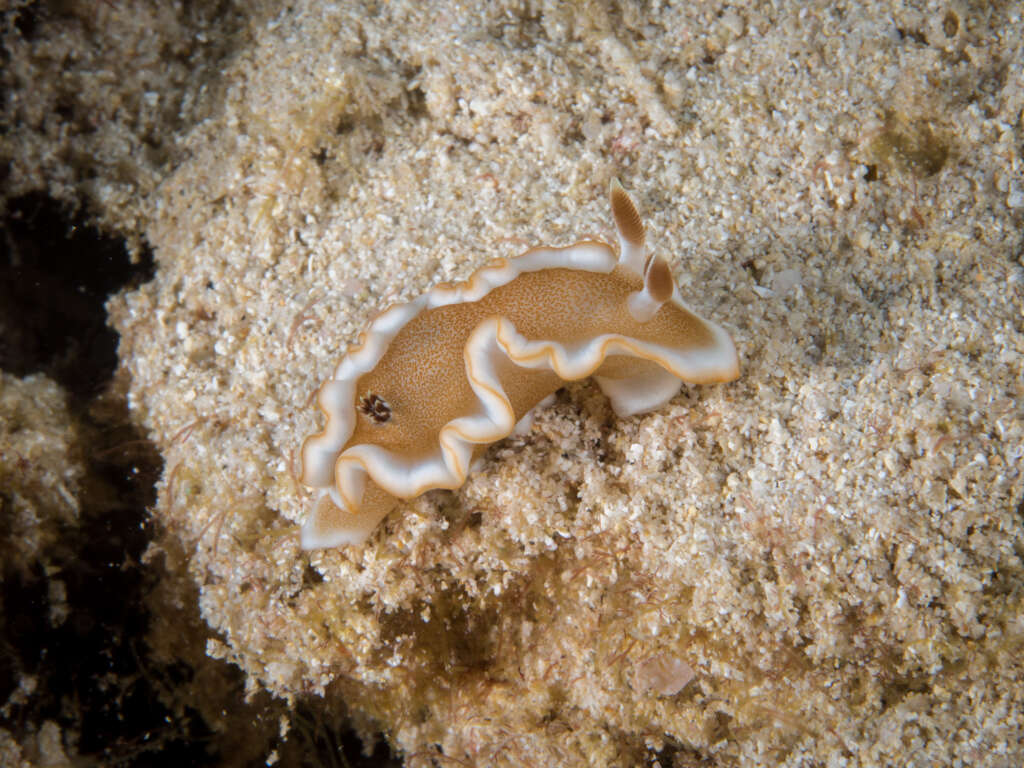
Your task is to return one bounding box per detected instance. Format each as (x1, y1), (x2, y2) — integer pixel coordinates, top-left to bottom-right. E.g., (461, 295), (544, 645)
(0, 373), (83, 764)
(88, 1), (1024, 765)
(0, 372), (82, 578)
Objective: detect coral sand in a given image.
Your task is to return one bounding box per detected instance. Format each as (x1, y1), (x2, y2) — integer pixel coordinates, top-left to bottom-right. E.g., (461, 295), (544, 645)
(5, 1), (1024, 766)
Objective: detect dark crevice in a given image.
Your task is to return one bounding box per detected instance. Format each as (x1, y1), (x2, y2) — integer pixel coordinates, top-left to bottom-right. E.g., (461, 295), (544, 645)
(0, 193), (217, 765)
(0, 193), (402, 765)
(0, 193), (155, 402)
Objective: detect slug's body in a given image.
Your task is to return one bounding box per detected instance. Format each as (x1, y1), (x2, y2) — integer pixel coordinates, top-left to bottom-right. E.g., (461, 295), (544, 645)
(299, 182), (739, 548)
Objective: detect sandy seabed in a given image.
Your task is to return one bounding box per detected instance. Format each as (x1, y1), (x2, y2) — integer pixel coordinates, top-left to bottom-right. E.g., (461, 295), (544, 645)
(3, 1), (1023, 766)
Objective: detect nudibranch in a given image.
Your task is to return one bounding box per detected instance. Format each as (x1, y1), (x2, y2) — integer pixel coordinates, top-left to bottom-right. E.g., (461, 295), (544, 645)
(298, 181), (739, 549)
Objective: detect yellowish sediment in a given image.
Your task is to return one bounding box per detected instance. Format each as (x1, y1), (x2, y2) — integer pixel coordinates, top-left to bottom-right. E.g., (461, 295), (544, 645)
(8, 1), (1023, 765)
(0, 372), (83, 577)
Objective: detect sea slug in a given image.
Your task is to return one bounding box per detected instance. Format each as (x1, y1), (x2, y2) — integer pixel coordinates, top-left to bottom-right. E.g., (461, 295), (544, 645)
(299, 181), (739, 548)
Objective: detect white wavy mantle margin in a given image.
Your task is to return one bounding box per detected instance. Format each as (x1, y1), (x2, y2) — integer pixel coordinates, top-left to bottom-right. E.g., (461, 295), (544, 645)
(300, 242), (616, 488)
(299, 243), (738, 549)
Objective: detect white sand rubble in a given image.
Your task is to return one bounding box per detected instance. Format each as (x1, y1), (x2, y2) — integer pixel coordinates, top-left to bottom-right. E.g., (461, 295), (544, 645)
(8, 1), (1023, 765)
